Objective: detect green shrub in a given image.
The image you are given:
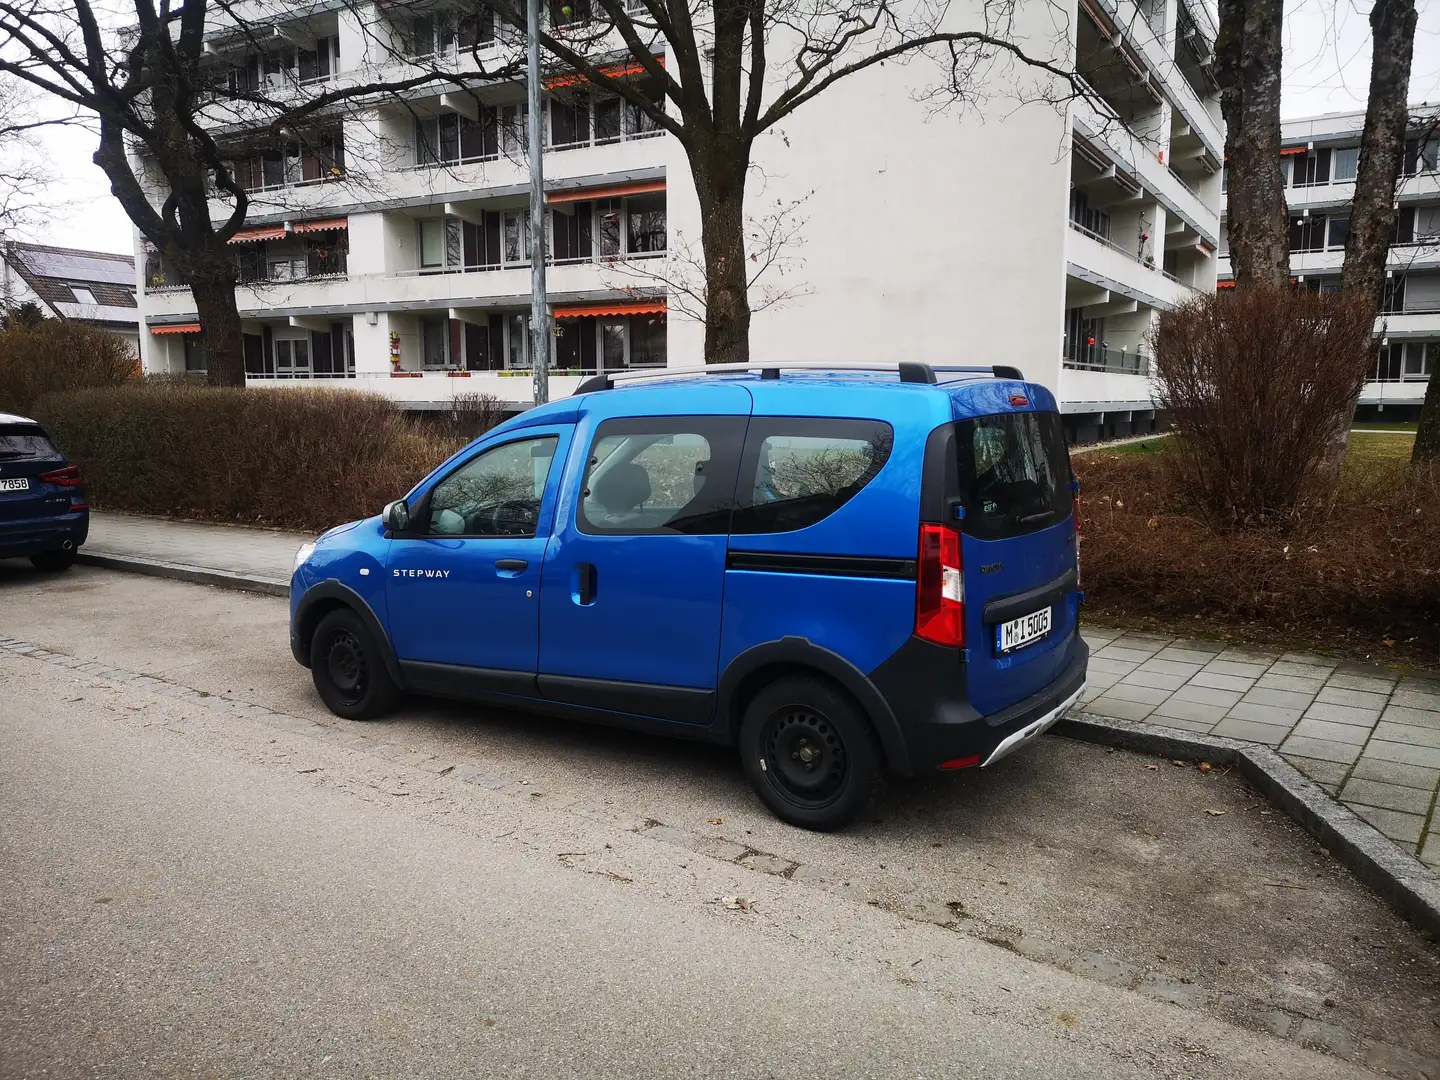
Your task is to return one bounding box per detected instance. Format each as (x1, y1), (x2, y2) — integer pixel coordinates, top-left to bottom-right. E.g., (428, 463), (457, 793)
(0, 319), (137, 417)
(33, 383), (464, 530)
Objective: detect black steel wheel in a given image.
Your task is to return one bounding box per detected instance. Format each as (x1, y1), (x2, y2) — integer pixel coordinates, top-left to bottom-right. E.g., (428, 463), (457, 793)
(739, 675), (883, 831)
(309, 608), (400, 720)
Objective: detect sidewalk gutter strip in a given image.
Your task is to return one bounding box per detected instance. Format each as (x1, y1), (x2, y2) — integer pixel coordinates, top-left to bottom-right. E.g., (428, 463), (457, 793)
(1058, 714), (1440, 939)
(77, 551), (289, 598)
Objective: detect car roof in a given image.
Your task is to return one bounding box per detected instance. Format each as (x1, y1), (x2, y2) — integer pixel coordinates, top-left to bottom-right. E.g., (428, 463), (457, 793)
(0, 412), (38, 425)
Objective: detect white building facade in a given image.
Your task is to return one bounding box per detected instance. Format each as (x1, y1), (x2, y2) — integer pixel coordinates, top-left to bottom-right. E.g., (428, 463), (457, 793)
(1218, 109), (1438, 421)
(135, 0), (1222, 441)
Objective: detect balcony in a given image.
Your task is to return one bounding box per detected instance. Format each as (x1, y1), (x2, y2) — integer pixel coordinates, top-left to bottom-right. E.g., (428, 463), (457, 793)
(1066, 221), (1197, 309)
(1064, 346), (1151, 376)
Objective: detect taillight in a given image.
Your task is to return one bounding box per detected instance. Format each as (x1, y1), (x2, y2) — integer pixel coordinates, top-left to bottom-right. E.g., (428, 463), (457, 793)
(916, 523), (965, 646)
(39, 465), (82, 487)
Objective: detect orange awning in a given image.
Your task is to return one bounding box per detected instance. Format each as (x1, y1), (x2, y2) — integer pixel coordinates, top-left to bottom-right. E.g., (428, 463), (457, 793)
(294, 217), (348, 234)
(151, 323), (202, 335)
(228, 225), (286, 244)
(555, 300), (666, 318)
(546, 56), (663, 90)
(548, 179), (665, 204)
(1216, 280), (1235, 289)
(1279, 146), (1307, 156)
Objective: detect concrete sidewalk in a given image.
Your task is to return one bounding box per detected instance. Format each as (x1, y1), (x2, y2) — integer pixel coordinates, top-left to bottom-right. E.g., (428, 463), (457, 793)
(77, 510), (1439, 873)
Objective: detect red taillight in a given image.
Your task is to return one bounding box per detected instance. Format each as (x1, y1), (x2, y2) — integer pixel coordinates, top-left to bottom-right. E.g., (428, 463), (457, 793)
(939, 754), (982, 770)
(916, 522), (965, 646)
(39, 465), (82, 487)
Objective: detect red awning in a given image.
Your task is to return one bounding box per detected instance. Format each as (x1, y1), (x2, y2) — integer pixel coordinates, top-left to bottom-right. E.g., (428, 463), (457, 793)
(546, 56), (663, 90)
(228, 225), (287, 244)
(294, 217), (349, 234)
(555, 300), (666, 318)
(548, 179), (665, 204)
(151, 322), (202, 335)
(1216, 280), (1236, 289)
(1279, 146), (1307, 156)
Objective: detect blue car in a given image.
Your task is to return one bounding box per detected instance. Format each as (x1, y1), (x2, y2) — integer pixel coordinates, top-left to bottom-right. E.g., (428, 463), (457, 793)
(290, 362), (1086, 829)
(0, 412), (88, 572)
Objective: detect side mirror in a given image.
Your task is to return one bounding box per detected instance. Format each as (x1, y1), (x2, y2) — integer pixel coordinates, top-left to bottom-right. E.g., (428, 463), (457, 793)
(382, 499), (411, 535)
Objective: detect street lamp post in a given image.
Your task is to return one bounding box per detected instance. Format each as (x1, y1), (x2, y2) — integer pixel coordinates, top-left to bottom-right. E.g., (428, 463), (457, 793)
(526, 0), (550, 406)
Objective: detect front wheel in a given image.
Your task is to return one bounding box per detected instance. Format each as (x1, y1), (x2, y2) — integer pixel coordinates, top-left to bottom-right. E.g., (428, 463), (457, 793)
(738, 675), (884, 831)
(309, 608), (400, 720)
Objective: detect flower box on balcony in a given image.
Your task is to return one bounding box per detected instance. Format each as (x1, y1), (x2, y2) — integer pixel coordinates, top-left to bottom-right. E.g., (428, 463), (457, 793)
(446, 371), (472, 377)
(390, 371), (423, 378)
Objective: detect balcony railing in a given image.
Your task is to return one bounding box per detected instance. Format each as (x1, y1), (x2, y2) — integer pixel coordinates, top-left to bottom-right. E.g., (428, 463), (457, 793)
(402, 249), (665, 275)
(1069, 220), (1196, 291)
(1064, 348), (1152, 376)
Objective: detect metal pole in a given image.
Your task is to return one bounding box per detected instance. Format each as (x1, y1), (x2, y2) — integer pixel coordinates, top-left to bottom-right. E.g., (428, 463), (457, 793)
(526, 0), (550, 406)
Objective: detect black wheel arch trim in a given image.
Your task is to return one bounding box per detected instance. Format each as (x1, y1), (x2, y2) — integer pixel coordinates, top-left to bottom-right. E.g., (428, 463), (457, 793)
(717, 636), (914, 777)
(293, 579), (405, 690)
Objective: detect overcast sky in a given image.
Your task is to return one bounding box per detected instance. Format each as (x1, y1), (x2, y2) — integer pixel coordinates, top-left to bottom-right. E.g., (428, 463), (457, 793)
(10, 0), (1440, 256)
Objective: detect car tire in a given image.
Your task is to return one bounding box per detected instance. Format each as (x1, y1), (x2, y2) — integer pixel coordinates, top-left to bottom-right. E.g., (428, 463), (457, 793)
(30, 549), (76, 572)
(309, 608), (401, 720)
(738, 675), (884, 831)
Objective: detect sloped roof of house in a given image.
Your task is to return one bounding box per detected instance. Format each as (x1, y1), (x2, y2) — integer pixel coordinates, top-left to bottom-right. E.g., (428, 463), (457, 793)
(2, 241), (139, 326)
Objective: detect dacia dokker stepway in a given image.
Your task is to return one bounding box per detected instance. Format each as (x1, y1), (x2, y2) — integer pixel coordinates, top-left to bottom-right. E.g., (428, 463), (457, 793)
(290, 362), (1086, 829)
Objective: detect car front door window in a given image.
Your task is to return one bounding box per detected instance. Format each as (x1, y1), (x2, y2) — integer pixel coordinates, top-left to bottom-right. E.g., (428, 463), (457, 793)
(426, 436), (558, 537)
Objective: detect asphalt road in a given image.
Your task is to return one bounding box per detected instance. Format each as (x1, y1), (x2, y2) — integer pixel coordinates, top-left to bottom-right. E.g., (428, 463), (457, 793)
(2, 564), (1437, 1079)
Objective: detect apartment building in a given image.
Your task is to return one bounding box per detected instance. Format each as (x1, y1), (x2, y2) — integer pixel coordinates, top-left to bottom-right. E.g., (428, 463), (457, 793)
(135, 0), (1222, 441)
(1218, 109), (1438, 422)
(2, 241), (141, 354)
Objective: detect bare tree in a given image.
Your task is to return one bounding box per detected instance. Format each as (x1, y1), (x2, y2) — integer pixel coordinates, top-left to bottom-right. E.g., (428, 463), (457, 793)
(0, 0), (501, 385)
(475, 0), (1092, 363)
(0, 81), (52, 233)
(1214, 0), (1287, 289)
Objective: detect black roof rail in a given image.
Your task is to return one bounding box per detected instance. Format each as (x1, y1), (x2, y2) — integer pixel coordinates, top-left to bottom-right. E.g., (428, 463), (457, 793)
(992, 365), (1025, 380)
(574, 374), (613, 395)
(898, 362), (936, 384)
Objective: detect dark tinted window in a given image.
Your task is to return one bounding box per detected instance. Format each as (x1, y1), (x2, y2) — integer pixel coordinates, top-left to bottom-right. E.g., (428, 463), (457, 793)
(956, 411), (1072, 540)
(578, 415), (744, 535)
(731, 418), (893, 534)
(0, 424), (58, 460)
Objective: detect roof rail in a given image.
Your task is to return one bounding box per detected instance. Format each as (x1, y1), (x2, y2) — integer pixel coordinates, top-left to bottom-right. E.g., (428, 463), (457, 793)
(571, 361), (1025, 395)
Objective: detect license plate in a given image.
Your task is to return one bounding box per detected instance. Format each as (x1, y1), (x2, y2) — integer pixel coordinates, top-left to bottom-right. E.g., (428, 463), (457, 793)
(0, 477), (29, 492)
(995, 606), (1053, 654)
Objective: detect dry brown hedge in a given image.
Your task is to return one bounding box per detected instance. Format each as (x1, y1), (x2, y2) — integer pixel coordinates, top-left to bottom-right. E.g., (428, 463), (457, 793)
(1075, 448), (1440, 658)
(0, 320), (138, 417)
(34, 383), (464, 531)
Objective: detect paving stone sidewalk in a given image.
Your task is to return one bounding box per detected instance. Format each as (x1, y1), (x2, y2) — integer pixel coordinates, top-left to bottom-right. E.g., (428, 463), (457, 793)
(1081, 626), (1440, 869)
(78, 512), (1439, 871)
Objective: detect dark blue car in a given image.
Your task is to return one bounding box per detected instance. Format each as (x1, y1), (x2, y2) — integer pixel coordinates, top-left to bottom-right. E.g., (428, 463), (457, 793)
(289, 363), (1087, 829)
(0, 412), (88, 572)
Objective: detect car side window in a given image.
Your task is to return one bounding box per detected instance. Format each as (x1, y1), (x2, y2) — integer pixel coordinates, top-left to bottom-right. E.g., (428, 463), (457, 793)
(731, 418), (893, 534)
(578, 415), (745, 535)
(425, 436), (558, 538)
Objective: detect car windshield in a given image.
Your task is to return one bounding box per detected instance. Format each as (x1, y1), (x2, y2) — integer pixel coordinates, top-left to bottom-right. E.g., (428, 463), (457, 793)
(0, 424), (58, 460)
(955, 411), (1072, 540)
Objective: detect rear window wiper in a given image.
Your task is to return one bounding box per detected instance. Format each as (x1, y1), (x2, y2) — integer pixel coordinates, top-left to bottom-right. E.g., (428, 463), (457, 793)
(1015, 509), (1058, 527)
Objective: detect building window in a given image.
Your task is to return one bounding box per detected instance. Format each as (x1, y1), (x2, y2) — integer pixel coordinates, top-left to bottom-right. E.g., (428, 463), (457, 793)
(629, 314), (666, 367)
(1332, 147), (1359, 182)
(1288, 214), (1327, 253)
(550, 0), (592, 27)
(1220, 164), (1227, 193)
(298, 36), (340, 83)
(626, 194), (666, 254)
(419, 219), (445, 268)
(184, 337), (206, 374)
(421, 315), (450, 367)
(1405, 139), (1440, 175)
(274, 337), (310, 377)
(505, 313), (530, 368)
(1068, 187), (1111, 240)
(1327, 216), (1349, 251)
(1383, 276), (1406, 313)
(1291, 149), (1331, 187)
(70, 286), (96, 306)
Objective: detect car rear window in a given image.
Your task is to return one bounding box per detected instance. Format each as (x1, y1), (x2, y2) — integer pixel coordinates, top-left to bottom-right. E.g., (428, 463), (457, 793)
(956, 411), (1071, 540)
(0, 423), (58, 460)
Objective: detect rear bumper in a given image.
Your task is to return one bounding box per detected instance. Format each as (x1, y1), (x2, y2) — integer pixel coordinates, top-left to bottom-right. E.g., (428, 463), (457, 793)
(0, 511), (88, 558)
(869, 637), (1089, 773)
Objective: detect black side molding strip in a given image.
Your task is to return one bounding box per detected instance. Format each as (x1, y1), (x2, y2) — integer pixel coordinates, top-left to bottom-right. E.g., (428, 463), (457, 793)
(726, 550), (917, 580)
(982, 569), (1078, 625)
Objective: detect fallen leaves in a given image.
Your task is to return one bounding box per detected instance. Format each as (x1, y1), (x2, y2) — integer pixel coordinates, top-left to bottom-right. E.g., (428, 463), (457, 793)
(1144, 763), (1159, 771)
(1204, 809), (1226, 817)
(719, 895), (752, 912)
(708, 818), (724, 825)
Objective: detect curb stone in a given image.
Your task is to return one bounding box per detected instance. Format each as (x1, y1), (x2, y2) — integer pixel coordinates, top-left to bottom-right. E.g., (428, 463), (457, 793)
(77, 550), (289, 598)
(1057, 713), (1440, 939)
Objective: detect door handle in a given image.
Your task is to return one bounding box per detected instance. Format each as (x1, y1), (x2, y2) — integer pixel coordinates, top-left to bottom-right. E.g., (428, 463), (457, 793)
(576, 562), (597, 605)
(495, 558), (528, 572)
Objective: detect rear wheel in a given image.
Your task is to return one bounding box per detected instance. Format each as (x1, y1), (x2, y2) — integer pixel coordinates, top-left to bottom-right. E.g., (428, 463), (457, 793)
(309, 608), (400, 720)
(738, 675), (884, 831)
(30, 549), (76, 572)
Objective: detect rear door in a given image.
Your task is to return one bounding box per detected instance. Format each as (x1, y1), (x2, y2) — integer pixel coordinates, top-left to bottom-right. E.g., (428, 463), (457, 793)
(954, 408), (1079, 716)
(0, 422), (69, 526)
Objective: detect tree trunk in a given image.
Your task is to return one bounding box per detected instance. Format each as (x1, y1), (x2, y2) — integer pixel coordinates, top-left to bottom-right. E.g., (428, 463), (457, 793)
(1415, 371), (1440, 464)
(1215, 0), (1289, 289)
(189, 267), (246, 387)
(1330, 0), (1417, 470)
(692, 148), (751, 365)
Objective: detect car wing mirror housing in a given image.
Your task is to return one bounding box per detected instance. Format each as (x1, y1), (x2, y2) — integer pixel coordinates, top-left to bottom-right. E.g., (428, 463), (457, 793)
(382, 498), (412, 535)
